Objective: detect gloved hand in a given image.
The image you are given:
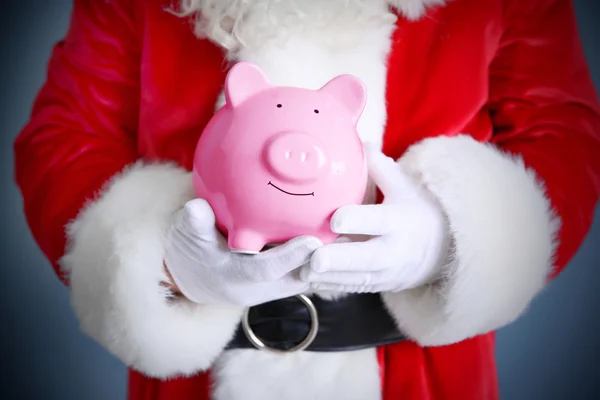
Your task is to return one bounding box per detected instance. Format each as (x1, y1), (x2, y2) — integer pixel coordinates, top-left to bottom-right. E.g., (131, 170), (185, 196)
(164, 199), (322, 307)
(300, 145), (449, 293)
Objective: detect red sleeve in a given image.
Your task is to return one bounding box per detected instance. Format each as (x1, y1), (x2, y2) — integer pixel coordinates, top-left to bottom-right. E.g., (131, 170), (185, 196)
(381, 0), (600, 346)
(488, 0), (600, 278)
(14, 0), (141, 283)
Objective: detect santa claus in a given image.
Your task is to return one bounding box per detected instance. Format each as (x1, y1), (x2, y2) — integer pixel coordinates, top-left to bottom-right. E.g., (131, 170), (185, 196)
(13, 0), (600, 399)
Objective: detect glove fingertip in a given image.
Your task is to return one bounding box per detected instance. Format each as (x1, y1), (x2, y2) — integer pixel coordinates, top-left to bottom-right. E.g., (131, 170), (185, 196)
(184, 198), (212, 216)
(310, 247), (329, 273)
(182, 198), (217, 231)
(291, 235), (323, 251)
(330, 220), (344, 234)
(330, 206), (355, 233)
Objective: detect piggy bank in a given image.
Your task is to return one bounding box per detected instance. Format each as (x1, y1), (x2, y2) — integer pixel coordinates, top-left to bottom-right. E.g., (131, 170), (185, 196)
(192, 61), (368, 253)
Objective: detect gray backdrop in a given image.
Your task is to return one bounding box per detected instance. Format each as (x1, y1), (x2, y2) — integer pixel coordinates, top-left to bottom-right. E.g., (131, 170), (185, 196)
(1, 1), (599, 399)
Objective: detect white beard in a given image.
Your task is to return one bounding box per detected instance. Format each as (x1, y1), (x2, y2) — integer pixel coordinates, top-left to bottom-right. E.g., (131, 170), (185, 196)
(177, 0), (444, 57)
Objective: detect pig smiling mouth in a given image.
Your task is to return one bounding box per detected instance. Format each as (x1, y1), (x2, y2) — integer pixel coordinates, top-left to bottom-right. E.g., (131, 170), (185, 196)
(268, 181), (315, 197)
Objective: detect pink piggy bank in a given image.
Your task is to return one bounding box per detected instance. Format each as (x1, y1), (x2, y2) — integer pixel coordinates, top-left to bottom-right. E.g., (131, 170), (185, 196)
(192, 62), (368, 253)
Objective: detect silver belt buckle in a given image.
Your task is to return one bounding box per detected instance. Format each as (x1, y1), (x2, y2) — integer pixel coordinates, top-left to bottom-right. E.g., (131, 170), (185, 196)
(241, 294), (319, 353)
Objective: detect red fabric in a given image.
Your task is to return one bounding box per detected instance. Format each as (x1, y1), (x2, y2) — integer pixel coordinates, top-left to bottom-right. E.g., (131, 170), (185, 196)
(128, 370), (213, 400)
(13, 0), (600, 399)
(486, 1), (600, 278)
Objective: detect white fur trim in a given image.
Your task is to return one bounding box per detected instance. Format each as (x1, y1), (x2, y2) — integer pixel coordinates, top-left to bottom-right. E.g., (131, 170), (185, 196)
(382, 135), (560, 346)
(213, 349), (381, 400)
(60, 162), (243, 378)
(178, 0), (445, 56)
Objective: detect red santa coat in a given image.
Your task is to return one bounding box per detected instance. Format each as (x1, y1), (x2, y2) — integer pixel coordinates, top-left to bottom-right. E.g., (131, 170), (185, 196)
(13, 0), (600, 399)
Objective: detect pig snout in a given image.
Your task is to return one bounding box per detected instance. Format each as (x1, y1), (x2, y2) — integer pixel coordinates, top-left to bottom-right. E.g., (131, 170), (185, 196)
(265, 132), (329, 183)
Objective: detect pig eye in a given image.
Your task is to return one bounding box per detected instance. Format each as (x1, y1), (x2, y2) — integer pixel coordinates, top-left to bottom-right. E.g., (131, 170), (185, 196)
(276, 104), (282, 108)
(314, 109), (319, 114)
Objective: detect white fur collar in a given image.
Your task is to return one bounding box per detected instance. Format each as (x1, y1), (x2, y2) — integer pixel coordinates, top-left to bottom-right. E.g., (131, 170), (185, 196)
(177, 0), (445, 56)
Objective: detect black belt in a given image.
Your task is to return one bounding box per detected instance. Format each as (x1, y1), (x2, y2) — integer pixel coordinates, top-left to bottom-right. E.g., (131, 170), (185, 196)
(225, 293), (407, 352)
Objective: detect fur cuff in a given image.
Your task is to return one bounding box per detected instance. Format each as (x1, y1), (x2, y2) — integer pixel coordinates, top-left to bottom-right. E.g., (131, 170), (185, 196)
(60, 162), (243, 378)
(382, 135), (560, 346)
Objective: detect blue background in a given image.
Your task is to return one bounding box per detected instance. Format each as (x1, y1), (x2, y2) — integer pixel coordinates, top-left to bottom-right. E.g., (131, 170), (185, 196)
(1, 1), (599, 399)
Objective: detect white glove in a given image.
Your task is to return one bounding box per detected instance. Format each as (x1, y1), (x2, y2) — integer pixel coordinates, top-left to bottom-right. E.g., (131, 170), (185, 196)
(300, 145), (449, 293)
(164, 199), (322, 307)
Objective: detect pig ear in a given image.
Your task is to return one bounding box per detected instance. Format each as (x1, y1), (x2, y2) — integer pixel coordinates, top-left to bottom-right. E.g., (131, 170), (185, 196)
(225, 62), (272, 107)
(319, 74), (367, 122)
